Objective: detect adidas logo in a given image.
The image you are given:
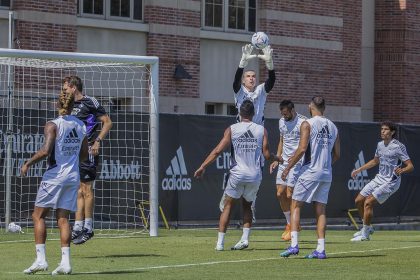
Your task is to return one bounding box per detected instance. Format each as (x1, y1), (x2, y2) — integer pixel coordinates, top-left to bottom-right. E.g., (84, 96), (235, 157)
(347, 151), (371, 191)
(161, 147), (191, 191)
(64, 128), (81, 144)
(237, 130), (257, 143)
(316, 125), (332, 139)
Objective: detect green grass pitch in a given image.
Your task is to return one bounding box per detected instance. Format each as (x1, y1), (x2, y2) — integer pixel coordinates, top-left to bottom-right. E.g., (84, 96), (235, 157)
(1, 229), (420, 279)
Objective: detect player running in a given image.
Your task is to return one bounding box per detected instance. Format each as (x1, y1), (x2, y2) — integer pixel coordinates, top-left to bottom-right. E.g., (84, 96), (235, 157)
(22, 90), (88, 275)
(350, 122), (414, 242)
(269, 100), (306, 241)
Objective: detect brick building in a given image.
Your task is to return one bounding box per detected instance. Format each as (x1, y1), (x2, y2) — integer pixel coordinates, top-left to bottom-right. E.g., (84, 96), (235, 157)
(0, 0), (418, 124)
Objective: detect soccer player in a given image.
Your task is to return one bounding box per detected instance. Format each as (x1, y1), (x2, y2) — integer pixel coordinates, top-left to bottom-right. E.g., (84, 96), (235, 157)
(22, 90), (88, 275)
(194, 100), (280, 251)
(233, 44), (275, 124)
(231, 43), (276, 224)
(269, 100), (306, 241)
(279, 96), (340, 259)
(350, 122), (414, 242)
(62, 76), (113, 245)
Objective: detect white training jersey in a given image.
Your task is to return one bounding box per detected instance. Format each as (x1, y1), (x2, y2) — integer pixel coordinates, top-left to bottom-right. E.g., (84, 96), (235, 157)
(372, 138), (410, 184)
(45, 115), (86, 178)
(279, 113), (307, 161)
(299, 116), (338, 182)
(234, 83), (267, 125)
(229, 121), (265, 182)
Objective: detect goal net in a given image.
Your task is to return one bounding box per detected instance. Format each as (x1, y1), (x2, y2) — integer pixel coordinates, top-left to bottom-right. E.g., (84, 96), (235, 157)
(0, 49), (159, 236)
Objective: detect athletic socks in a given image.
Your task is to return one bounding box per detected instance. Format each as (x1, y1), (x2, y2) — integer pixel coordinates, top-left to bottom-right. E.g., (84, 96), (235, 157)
(35, 244), (46, 263)
(291, 231), (298, 247)
(241, 227), (250, 241)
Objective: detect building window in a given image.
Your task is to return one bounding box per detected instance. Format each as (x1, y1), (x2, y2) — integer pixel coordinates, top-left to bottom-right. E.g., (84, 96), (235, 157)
(203, 0), (256, 32)
(227, 104), (237, 116)
(78, 0), (142, 21)
(0, 0), (10, 7)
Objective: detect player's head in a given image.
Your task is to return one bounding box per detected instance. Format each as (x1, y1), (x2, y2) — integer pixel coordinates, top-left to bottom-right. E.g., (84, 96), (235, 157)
(63, 75), (83, 94)
(380, 121), (397, 140)
(242, 70), (256, 91)
(309, 96), (325, 116)
(58, 90), (75, 116)
(279, 99), (296, 121)
(239, 99), (255, 120)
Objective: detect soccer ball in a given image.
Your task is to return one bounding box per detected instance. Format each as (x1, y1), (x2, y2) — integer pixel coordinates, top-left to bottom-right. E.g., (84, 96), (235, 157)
(8, 222), (23, 233)
(251, 32), (270, 49)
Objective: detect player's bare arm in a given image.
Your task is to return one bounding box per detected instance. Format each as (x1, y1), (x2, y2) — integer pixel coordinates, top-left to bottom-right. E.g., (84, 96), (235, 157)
(394, 159), (414, 175)
(281, 121), (310, 181)
(79, 137), (89, 162)
(332, 133), (341, 164)
(262, 128), (281, 162)
(194, 127), (232, 179)
(21, 122), (56, 176)
(351, 157), (380, 179)
(91, 114), (113, 156)
(269, 135), (283, 174)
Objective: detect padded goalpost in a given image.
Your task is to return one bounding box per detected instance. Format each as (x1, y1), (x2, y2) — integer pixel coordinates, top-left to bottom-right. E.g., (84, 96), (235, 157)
(0, 48), (159, 237)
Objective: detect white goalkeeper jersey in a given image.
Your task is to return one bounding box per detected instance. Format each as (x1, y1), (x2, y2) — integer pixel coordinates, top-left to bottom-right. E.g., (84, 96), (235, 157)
(372, 139), (410, 184)
(44, 115), (86, 178)
(234, 84), (267, 125)
(229, 121), (265, 182)
(299, 116), (338, 182)
(279, 113), (307, 161)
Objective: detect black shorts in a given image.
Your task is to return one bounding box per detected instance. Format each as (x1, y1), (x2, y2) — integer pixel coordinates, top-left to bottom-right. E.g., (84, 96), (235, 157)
(80, 154), (99, 182)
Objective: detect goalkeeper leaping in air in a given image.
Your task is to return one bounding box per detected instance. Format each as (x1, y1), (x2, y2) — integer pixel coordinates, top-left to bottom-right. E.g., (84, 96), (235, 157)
(221, 43), (276, 245)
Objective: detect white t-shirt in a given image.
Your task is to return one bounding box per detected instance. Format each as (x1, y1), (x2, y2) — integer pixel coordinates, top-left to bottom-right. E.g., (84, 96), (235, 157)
(279, 113), (307, 161)
(298, 116), (338, 182)
(44, 115), (86, 178)
(229, 121), (265, 182)
(234, 84), (267, 125)
(372, 138), (410, 184)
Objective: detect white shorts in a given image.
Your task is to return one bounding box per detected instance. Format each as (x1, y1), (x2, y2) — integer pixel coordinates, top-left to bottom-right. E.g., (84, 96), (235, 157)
(360, 179), (401, 204)
(224, 176), (261, 203)
(292, 178), (331, 204)
(35, 170), (80, 211)
(276, 163), (301, 187)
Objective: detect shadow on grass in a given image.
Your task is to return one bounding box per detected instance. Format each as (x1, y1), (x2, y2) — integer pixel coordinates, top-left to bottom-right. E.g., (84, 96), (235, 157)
(83, 253), (164, 259)
(72, 270), (146, 275)
(327, 254), (386, 259)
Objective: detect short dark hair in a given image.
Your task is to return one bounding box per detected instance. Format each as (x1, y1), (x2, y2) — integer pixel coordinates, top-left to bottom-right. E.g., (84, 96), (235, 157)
(63, 75), (83, 92)
(381, 121), (397, 138)
(311, 96), (325, 111)
(279, 100), (294, 111)
(240, 99), (255, 119)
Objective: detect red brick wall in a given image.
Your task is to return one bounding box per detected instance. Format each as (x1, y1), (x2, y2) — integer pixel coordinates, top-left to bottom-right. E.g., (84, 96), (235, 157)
(259, 0), (362, 108)
(12, 0), (76, 51)
(145, 4), (200, 98)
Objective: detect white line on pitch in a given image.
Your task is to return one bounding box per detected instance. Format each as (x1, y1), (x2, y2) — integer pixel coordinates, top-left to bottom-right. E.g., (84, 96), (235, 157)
(0, 235), (145, 245)
(73, 245), (420, 275)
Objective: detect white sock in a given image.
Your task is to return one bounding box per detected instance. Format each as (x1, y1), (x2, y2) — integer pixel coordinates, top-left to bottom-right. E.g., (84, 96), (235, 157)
(283, 211), (291, 225)
(316, 238), (325, 252)
(60, 247), (71, 267)
(362, 224), (371, 236)
(241, 227), (250, 241)
(291, 231), (298, 247)
(217, 232), (225, 246)
(84, 218), (93, 232)
(35, 244), (46, 263)
(73, 221), (83, 231)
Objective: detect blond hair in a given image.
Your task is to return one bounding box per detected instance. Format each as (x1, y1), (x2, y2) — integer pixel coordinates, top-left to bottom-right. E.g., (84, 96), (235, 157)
(58, 90), (75, 116)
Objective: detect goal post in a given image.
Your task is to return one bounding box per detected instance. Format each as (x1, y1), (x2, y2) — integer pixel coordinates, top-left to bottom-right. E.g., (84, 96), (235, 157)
(0, 48), (159, 237)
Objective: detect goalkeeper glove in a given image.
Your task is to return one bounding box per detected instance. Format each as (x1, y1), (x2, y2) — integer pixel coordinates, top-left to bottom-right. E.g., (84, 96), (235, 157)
(239, 44), (257, 68)
(258, 45), (274, 70)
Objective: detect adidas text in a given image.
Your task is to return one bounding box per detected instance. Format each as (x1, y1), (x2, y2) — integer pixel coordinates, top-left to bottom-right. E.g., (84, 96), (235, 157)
(64, 138), (81, 144)
(162, 176), (191, 191)
(347, 177), (370, 190)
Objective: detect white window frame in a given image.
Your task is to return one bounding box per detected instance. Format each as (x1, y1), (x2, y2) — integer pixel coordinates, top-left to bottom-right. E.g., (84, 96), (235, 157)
(202, 0), (256, 33)
(78, 0), (143, 22)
